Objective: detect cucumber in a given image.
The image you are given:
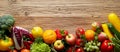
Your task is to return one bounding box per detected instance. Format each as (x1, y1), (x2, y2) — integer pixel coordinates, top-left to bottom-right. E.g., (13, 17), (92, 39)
(107, 23), (120, 40)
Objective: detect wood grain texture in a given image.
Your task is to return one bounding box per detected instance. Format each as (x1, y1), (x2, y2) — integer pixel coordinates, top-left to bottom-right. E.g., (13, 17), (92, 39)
(1, 0), (120, 17)
(14, 17), (107, 33)
(0, 0), (10, 15)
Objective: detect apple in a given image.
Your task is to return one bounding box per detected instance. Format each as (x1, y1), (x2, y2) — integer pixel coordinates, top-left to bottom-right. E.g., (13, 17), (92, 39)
(75, 47), (84, 52)
(65, 34), (76, 45)
(54, 40), (64, 50)
(91, 22), (102, 31)
(98, 32), (108, 42)
(76, 27), (85, 38)
(75, 38), (83, 46)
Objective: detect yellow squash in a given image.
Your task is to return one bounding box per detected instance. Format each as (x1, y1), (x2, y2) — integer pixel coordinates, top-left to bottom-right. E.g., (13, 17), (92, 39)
(108, 13), (120, 32)
(102, 23), (114, 40)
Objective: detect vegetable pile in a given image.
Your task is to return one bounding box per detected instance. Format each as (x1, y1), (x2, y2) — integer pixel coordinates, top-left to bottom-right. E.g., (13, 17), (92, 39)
(0, 13), (120, 52)
(30, 38), (51, 52)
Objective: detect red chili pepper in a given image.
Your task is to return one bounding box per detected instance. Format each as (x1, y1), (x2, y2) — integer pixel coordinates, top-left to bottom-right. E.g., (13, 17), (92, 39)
(100, 40), (113, 52)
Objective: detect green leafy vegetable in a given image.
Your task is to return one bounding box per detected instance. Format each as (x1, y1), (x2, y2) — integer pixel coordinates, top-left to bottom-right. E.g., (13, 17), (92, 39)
(30, 38), (51, 52)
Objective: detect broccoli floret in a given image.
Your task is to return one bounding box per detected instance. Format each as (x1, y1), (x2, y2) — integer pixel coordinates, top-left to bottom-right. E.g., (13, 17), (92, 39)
(0, 14), (15, 39)
(0, 14), (15, 29)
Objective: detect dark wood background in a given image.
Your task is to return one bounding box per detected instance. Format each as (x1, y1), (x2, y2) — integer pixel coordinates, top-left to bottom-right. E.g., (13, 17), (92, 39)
(0, 0), (120, 33)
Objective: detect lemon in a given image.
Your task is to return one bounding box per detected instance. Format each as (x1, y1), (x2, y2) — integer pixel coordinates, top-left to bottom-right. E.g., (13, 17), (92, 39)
(31, 27), (43, 38)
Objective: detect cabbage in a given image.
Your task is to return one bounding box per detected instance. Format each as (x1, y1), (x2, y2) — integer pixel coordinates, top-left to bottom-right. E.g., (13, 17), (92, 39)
(30, 38), (51, 52)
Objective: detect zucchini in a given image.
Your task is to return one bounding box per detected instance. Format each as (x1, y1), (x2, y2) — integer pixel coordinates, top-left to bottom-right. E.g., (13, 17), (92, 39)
(107, 23), (120, 40)
(108, 13), (120, 32)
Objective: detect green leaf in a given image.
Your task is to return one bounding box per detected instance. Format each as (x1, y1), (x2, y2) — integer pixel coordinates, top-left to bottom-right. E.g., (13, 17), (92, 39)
(96, 27), (102, 34)
(60, 30), (65, 36)
(34, 37), (43, 43)
(111, 38), (120, 45)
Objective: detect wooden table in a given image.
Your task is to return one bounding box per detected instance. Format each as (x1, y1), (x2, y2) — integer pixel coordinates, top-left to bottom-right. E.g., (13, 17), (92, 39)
(0, 0), (120, 17)
(15, 16), (107, 34)
(0, 0), (119, 33)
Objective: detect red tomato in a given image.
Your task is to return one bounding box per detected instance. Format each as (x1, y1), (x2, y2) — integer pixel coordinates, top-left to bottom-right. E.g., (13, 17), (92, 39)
(75, 47), (84, 52)
(9, 49), (17, 52)
(66, 47), (73, 52)
(75, 38), (83, 46)
(21, 49), (30, 52)
(76, 27), (85, 38)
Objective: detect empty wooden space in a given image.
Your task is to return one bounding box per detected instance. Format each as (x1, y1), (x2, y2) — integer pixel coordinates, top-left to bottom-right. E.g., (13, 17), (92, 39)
(14, 17), (107, 33)
(0, 0), (119, 33)
(0, 0), (120, 17)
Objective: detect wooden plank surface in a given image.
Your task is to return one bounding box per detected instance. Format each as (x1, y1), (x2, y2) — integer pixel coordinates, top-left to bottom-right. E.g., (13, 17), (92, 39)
(0, 0), (10, 15)
(0, 0), (120, 17)
(14, 17), (107, 34)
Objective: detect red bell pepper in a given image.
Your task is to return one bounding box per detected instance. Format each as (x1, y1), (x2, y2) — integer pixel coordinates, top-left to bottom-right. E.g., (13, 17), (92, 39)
(55, 29), (68, 40)
(55, 29), (63, 40)
(100, 40), (114, 52)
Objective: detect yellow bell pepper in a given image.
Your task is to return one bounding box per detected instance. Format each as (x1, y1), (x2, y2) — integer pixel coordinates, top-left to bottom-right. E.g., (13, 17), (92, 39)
(102, 23), (114, 40)
(0, 37), (13, 51)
